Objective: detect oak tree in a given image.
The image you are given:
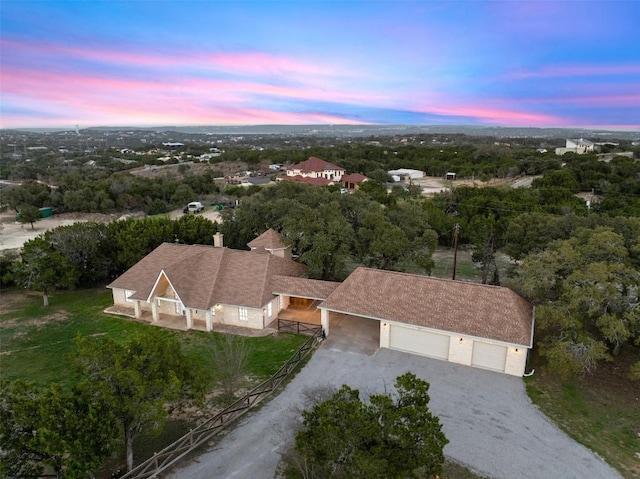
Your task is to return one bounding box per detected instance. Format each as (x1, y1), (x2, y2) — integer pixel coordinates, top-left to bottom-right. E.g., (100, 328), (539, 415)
(294, 373), (448, 478)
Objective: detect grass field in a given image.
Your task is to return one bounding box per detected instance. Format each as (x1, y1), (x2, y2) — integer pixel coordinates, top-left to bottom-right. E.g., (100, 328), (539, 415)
(0, 288), (307, 389)
(525, 349), (640, 479)
(1, 287), (310, 474)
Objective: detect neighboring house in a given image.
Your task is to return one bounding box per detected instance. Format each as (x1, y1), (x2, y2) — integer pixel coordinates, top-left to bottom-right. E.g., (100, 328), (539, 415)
(555, 138), (595, 155)
(387, 168), (425, 181)
(341, 173), (369, 191)
(281, 175), (336, 187)
(107, 233), (534, 377)
(285, 156), (346, 182)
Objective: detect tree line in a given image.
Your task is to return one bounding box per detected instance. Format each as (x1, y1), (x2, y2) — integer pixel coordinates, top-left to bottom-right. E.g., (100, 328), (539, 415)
(1, 215), (218, 301)
(3, 142), (639, 220)
(2, 175), (639, 379)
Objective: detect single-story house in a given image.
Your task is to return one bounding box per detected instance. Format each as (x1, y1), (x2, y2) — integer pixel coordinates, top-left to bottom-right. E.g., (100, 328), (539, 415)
(280, 175), (336, 187)
(387, 168), (425, 181)
(342, 173), (369, 190)
(107, 232), (534, 376)
(107, 231), (305, 331)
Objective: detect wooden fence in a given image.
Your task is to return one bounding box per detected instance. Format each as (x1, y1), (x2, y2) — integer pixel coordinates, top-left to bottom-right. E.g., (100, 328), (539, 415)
(119, 326), (323, 479)
(278, 318), (324, 336)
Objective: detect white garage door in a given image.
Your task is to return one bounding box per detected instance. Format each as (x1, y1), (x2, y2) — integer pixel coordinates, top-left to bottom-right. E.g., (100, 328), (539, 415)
(389, 326), (450, 359)
(472, 342), (507, 372)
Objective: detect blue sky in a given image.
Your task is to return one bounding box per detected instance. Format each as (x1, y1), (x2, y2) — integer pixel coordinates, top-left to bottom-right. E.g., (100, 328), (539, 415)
(1, 0), (639, 129)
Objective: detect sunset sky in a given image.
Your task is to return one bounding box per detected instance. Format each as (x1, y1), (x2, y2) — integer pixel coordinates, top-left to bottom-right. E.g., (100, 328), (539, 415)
(1, 1), (639, 130)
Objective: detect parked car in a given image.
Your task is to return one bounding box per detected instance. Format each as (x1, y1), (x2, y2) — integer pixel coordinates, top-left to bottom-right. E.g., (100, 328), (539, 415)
(187, 201), (204, 213)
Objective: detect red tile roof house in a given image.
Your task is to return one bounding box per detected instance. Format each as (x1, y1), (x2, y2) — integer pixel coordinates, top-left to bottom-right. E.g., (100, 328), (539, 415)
(107, 231), (534, 376)
(341, 173), (369, 191)
(283, 156), (346, 185)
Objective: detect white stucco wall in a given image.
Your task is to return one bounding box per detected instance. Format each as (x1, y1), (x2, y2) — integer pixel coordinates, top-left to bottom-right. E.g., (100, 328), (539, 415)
(216, 304), (264, 329)
(379, 321), (390, 347)
(377, 319), (529, 377)
(112, 288), (152, 314)
(448, 336), (474, 365)
(505, 346), (528, 376)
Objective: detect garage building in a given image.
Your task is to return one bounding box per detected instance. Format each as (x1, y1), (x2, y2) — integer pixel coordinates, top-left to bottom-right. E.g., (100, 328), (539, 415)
(319, 267), (534, 376)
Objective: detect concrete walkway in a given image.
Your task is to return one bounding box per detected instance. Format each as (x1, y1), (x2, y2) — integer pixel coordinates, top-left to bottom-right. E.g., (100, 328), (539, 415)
(168, 346), (622, 479)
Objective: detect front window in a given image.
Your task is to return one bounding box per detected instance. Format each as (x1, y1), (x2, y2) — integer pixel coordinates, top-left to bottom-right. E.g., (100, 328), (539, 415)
(125, 290), (134, 302)
(239, 307), (248, 321)
(266, 301), (272, 318)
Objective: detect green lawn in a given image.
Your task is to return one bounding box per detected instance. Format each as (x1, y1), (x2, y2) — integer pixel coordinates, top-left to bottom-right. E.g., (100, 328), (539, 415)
(525, 350), (640, 479)
(0, 288), (307, 389)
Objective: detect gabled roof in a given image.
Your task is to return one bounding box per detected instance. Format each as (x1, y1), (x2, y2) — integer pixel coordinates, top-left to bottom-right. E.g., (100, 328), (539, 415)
(320, 267), (533, 346)
(270, 275), (340, 300)
(248, 228), (286, 251)
(342, 173), (368, 183)
(108, 243), (305, 309)
(287, 156), (345, 173)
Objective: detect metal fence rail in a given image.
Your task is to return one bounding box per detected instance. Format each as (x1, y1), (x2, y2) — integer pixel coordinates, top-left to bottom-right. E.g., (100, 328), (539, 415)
(119, 327), (323, 479)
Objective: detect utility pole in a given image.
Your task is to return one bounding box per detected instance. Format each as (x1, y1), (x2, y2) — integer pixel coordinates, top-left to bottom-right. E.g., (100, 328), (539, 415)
(452, 223), (460, 280)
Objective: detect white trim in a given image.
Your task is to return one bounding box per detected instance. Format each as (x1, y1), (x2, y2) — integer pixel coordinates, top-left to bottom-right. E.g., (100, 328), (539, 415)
(146, 269), (186, 308)
(124, 289), (134, 302)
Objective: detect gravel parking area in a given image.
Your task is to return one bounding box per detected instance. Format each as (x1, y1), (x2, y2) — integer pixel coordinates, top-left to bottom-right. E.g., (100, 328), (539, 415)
(169, 346), (621, 479)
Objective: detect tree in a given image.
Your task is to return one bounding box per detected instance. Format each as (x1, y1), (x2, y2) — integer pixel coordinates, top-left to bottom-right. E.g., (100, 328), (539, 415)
(15, 237), (78, 306)
(356, 212), (409, 270)
(517, 227), (640, 377)
(0, 380), (118, 479)
(73, 329), (203, 472)
(283, 203), (354, 281)
(293, 373), (448, 479)
(45, 222), (110, 285)
(17, 204), (42, 229)
(211, 334), (251, 402)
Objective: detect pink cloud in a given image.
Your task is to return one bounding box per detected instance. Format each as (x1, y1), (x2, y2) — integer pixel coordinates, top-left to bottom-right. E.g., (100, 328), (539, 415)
(1, 62), (383, 112)
(0, 64), (370, 128)
(0, 38), (349, 80)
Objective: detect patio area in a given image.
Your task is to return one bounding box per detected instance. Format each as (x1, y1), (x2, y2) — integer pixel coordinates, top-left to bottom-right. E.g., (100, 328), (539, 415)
(276, 304), (321, 325)
(103, 306), (277, 336)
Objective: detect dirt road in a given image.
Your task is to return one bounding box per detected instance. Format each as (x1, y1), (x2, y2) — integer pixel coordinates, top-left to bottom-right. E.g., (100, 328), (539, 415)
(0, 209), (222, 252)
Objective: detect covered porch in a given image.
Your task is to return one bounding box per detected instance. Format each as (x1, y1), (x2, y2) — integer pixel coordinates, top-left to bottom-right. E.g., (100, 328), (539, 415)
(104, 305), (278, 336)
(273, 299), (322, 335)
(270, 276), (339, 335)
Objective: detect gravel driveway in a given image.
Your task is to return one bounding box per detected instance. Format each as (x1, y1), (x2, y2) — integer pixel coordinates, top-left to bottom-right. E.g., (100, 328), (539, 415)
(169, 346), (621, 479)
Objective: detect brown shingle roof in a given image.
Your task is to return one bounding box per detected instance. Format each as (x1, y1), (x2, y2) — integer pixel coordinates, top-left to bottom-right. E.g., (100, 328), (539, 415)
(342, 173), (368, 183)
(320, 267), (533, 346)
(287, 156), (345, 174)
(270, 275), (340, 300)
(285, 175), (334, 186)
(247, 228), (286, 251)
(108, 243), (305, 309)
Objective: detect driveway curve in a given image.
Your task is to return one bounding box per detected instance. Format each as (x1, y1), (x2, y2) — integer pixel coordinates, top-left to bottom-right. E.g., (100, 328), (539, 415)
(169, 346), (621, 479)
